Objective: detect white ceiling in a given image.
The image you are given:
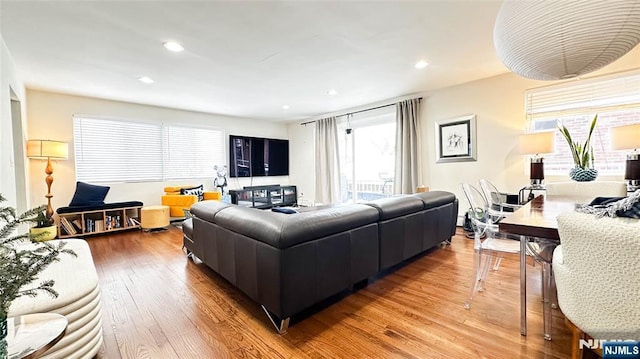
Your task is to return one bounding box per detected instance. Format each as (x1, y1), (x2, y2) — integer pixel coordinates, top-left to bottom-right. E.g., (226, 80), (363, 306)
(0, 1), (509, 122)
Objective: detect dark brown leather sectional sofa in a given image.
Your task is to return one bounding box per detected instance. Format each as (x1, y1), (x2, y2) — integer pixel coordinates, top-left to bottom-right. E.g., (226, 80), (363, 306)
(183, 191), (458, 333)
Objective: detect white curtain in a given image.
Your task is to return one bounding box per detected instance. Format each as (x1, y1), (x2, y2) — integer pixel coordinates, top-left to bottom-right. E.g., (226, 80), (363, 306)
(315, 117), (341, 204)
(394, 99), (420, 194)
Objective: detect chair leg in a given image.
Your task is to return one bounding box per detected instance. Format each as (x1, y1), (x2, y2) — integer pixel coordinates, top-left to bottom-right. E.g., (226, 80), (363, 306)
(478, 252), (493, 292)
(542, 262), (552, 341)
(549, 267), (558, 309)
(492, 255), (503, 271)
(465, 248), (492, 309)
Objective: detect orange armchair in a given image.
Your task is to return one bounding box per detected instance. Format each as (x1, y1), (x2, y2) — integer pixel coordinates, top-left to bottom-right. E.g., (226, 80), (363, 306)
(161, 186), (221, 217)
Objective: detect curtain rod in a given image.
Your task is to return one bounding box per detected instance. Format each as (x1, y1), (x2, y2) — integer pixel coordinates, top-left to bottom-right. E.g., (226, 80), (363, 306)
(300, 97), (422, 126)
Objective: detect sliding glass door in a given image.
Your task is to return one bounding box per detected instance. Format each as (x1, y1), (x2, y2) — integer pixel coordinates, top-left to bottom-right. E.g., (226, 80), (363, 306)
(338, 109), (396, 203)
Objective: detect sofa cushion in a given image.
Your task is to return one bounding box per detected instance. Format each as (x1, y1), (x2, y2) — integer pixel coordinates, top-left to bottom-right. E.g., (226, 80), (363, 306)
(213, 204), (379, 249)
(412, 191), (457, 209)
(57, 201), (143, 214)
(190, 200), (233, 222)
(365, 195), (424, 220)
(180, 184), (204, 201)
(69, 182), (110, 207)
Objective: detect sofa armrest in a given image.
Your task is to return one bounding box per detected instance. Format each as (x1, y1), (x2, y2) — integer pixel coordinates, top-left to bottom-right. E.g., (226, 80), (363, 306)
(203, 191), (221, 201)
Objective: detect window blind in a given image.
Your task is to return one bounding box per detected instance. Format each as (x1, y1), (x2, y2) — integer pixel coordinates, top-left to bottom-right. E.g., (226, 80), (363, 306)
(525, 71), (640, 120)
(524, 70), (640, 175)
(74, 117), (225, 183)
(162, 125), (225, 180)
(74, 117), (164, 182)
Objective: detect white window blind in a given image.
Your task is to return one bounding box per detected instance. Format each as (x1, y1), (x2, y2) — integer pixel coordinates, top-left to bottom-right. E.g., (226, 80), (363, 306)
(525, 71), (640, 120)
(74, 117), (225, 183)
(525, 70), (640, 175)
(162, 125), (225, 180)
(74, 117), (163, 182)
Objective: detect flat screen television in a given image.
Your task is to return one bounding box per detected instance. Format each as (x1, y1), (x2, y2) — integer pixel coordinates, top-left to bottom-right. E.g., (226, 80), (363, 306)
(229, 135), (289, 177)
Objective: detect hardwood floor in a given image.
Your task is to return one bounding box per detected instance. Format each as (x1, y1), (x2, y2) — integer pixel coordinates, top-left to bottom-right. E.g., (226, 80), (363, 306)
(87, 226), (572, 359)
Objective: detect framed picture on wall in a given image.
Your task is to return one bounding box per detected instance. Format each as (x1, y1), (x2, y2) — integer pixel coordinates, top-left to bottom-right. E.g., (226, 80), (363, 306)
(435, 114), (477, 163)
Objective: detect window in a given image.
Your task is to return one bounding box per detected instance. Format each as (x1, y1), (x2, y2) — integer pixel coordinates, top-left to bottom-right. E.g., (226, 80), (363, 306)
(162, 125), (225, 180)
(525, 71), (640, 175)
(337, 107), (396, 202)
(74, 117), (225, 183)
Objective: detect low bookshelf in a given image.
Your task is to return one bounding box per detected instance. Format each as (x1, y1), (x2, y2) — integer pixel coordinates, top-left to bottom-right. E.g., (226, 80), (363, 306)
(57, 204), (143, 238)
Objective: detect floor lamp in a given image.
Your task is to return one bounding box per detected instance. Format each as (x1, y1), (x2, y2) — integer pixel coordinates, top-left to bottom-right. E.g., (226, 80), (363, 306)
(611, 123), (640, 192)
(27, 140), (69, 219)
(519, 132), (555, 189)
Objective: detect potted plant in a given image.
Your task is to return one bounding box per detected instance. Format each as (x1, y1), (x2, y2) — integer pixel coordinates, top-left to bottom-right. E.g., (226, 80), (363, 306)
(558, 114), (599, 181)
(0, 194), (76, 357)
(28, 210), (57, 241)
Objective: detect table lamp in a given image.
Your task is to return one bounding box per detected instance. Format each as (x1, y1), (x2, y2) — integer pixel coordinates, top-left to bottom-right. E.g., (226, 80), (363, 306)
(610, 123), (640, 192)
(27, 140), (69, 219)
(519, 132), (555, 188)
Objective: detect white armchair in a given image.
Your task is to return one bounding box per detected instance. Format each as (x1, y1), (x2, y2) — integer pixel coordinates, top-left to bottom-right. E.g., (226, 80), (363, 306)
(554, 212), (640, 356)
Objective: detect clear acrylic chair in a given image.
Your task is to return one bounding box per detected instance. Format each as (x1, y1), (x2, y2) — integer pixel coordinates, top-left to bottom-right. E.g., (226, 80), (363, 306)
(479, 179), (522, 219)
(461, 183), (520, 309)
(463, 183), (557, 339)
(478, 179), (522, 270)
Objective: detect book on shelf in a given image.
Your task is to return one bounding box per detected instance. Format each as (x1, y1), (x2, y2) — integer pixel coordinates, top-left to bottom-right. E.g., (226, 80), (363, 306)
(84, 218), (92, 233)
(71, 219), (82, 233)
(60, 217), (76, 235)
(95, 220), (104, 232)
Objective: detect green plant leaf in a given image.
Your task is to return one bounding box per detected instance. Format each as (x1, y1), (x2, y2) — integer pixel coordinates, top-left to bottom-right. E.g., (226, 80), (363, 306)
(557, 115), (598, 168)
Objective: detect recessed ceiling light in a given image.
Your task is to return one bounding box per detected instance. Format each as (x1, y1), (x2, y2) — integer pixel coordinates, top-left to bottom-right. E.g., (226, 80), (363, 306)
(138, 76), (154, 84)
(282, 105), (290, 110)
(415, 60), (429, 69)
(327, 89), (338, 96)
(163, 41), (184, 52)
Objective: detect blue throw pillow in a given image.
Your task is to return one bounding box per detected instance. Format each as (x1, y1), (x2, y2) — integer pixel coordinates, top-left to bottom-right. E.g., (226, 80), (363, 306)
(180, 185), (204, 201)
(69, 182), (110, 207)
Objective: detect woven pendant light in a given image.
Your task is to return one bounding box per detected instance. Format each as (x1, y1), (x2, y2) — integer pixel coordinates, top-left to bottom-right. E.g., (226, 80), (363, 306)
(494, 0), (640, 81)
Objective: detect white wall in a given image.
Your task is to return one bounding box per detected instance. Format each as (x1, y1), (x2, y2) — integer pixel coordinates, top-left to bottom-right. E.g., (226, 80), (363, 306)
(422, 45), (640, 214)
(287, 121), (315, 206)
(0, 35), (28, 210)
(288, 45), (640, 212)
(26, 89), (289, 211)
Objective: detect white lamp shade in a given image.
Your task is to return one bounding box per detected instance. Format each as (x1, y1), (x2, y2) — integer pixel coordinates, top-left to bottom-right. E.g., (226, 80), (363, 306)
(27, 140), (69, 160)
(519, 132), (555, 155)
(610, 123), (640, 150)
(494, 1), (640, 81)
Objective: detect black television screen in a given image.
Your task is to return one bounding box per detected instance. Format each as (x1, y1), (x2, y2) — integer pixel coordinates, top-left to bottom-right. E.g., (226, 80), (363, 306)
(229, 135), (289, 177)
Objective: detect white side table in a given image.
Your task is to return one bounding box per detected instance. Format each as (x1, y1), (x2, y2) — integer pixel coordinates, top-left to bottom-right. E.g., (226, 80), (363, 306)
(7, 313), (67, 359)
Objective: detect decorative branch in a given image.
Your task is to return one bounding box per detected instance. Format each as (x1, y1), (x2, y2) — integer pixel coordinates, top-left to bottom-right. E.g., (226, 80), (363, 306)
(0, 194), (76, 318)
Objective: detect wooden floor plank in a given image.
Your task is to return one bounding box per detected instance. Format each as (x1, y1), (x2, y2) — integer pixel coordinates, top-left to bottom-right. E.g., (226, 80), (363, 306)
(84, 226), (571, 358)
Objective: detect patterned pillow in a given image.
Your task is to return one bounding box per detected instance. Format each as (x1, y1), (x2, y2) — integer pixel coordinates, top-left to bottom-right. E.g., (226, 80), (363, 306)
(577, 190), (640, 218)
(180, 185), (204, 201)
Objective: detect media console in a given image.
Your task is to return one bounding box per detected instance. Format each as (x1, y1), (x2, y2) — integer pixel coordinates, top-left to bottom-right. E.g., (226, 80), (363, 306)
(229, 185), (297, 209)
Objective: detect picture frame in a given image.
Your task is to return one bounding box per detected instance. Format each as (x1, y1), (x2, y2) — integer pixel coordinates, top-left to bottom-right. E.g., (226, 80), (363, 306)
(435, 114), (477, 163)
